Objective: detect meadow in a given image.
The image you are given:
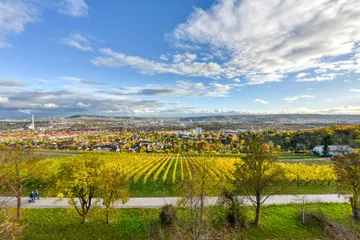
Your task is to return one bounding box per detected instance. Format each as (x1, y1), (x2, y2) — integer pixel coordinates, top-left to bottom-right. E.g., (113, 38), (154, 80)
(19, 203), (360, 240)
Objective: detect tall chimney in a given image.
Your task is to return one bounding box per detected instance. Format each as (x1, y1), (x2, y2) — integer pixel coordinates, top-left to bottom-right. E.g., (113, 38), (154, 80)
(32, 115), (35, 130)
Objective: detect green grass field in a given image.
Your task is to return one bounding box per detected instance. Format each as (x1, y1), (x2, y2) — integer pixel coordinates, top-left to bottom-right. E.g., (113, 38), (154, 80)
(19, 203), (359, 240)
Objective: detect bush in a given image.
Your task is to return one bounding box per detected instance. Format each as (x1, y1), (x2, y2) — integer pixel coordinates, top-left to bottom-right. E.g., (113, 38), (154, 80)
(218, 187), (248, 229)
(226, 206), (248, 229)
(159, 204), (177, 226)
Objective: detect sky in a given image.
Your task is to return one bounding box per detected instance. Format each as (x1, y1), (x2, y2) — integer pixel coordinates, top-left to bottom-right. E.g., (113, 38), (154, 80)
(1, 0), (360, 118)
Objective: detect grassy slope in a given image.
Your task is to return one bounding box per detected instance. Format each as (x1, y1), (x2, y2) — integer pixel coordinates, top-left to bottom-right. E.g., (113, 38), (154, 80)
(20, 203), (360, 240)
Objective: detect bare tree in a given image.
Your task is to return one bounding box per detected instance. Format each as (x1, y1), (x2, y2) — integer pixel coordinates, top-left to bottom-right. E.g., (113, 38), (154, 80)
(177, 159), (219, 239)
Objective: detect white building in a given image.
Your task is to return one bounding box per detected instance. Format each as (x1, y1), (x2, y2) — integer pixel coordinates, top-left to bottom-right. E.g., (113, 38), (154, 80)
(313, 145), (355, 156)
(195, 127), (203, 135)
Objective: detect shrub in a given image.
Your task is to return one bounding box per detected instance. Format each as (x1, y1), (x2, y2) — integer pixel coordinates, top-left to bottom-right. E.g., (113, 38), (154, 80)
(159, 204), (177, 226)
(226, 206), (248, 229)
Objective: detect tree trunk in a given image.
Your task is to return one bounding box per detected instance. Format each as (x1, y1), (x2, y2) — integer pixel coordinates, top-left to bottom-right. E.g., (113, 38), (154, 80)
(352, 206), (359, 220)
(16, 195), (21, 221)
(254, 193), (261, 226)
(199, 192), (204, 229)
(106, 208), (110, 224)
(255, 203), (261, 226)
(351, 196), (359, 220)
(82, 214), (86, 224)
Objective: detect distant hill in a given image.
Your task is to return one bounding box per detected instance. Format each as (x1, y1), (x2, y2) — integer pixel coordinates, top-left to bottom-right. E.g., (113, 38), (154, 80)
(68, 114), (360, 123)
(178, 114), (360, 122)
(68, 115), (145, 120)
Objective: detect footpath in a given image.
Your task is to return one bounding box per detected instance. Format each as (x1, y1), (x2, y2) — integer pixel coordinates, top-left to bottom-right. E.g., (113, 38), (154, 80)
(0, 194), (349, 208)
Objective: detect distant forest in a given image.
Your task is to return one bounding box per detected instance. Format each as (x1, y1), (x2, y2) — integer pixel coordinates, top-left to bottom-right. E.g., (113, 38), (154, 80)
(264, 125), (360, 152)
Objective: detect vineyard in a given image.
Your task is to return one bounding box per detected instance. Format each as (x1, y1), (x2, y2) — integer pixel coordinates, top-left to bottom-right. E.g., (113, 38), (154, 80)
(39, 153), (338, 197)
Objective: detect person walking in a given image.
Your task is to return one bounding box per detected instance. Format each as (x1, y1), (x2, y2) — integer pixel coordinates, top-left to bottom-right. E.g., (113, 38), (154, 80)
(34, 189), (40, 200)
(29, 192), (35, 203)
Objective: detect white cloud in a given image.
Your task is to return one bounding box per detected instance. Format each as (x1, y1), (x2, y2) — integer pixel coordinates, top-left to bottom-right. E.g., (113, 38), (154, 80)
(0, 1), (38, 48)
(284, 106), (360, 115)
(254, 99), (268, 104)
(297, 73), (309, 78)
(37, 78), (49, 83)
(77, 102), (91, 108)
(100, 80), (231, 98)
(169, 0), (360, 83)
(18, 109), (31, 115)
(60, 33), (93, 51)
(296, 73), (339, 82)
(326, 99), (332, 103)
(173, 52), (197, 63)
(0, 97), (9, 103)
(44, 103), (58, 108)
(0, 79), (27, 87)
(159, 54), (169, 61)
(57, 0), (89, 18)
(283, 95), (315, 102)
(350, 89), (360, 93)
(59, 76), (104, 85)
(206, 83), (233, 97)
(92, 0), (360, 85)
(2, 87), (360, 116)
(233, 78), (241, 83)
(92, 48), (223, 78)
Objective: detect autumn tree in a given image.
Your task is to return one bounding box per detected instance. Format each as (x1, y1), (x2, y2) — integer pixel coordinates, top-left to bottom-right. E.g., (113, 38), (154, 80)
(98, 163), (130, 224)
(0, 147), (40, 220)
(54, 156), (101, 224)
(333, 153), (360, 220)
(233, 135), (285, 226)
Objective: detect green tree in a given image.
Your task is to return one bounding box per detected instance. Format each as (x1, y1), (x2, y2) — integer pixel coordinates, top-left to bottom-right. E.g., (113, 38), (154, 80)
(333, 153), (360, 220)
(98, 162), (130, 224)
(323, 135), (333, 156)
(233, 135), (285, 226)
(54, 156), (101, 224)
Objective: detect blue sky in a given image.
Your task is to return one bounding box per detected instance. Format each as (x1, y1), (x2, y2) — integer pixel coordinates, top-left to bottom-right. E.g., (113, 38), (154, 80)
(1, 0), (360, 118)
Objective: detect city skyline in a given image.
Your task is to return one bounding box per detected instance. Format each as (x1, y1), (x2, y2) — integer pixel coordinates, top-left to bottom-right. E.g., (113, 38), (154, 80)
(1, 0), (360, 118)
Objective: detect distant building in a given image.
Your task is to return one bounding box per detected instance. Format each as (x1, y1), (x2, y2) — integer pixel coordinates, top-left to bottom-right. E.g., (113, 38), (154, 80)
(195, 127), (203, 135)
(313, 145), (355, 156)
(32, 115), (35, 130)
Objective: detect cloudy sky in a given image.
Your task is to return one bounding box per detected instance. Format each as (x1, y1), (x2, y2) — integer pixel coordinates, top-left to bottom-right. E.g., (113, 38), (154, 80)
(1, 0), (360, 118)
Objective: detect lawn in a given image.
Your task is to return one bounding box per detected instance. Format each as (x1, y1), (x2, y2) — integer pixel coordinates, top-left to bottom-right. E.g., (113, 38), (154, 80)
(21, 208), (159, 240)
(19, 203), (359, 240)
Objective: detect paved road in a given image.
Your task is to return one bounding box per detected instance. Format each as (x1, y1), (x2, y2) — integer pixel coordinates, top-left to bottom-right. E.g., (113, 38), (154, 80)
(0, 194), (349, 209)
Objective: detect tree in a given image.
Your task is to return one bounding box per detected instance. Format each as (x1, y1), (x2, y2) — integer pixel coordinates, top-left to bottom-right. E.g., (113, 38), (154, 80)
(333, 153), (360, 220)
(233, 135), (285, 226)
(322, 135), (333, 156)
(0, 147), (40, 220)
(0, 176), (24, 239)
(54, 156), (101, 224)
(98, 163), (130, 224)
(217, 185), (247, 229)
(177, 159), (220, 239)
